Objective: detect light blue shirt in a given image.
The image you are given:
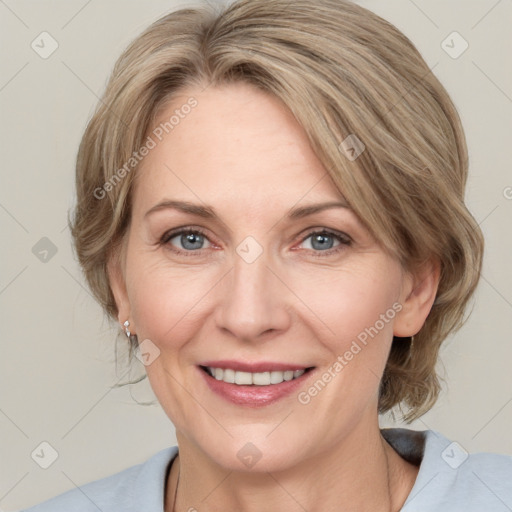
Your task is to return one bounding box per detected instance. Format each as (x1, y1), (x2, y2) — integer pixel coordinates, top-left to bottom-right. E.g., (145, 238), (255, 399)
(23, 428), (512, 511)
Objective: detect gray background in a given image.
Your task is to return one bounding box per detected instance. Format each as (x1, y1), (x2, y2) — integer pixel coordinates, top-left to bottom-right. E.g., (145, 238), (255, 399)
(1, 0), (511, 509)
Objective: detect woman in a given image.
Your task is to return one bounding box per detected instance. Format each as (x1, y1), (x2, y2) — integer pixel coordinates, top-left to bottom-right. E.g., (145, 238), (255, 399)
(24, 0), (512, 510)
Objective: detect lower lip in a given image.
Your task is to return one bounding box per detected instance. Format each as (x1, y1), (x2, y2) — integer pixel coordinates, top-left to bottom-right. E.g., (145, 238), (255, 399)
(198, 366), (315, 407)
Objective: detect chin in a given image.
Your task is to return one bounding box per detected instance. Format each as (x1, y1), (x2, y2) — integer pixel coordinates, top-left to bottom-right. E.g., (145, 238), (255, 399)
(192, 427), (314, 474)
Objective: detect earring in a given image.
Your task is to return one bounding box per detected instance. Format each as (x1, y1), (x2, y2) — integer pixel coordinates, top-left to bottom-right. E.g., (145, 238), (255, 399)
(123, 320), (131, 338)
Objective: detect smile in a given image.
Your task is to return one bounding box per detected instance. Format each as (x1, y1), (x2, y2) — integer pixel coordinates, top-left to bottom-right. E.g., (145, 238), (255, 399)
(201, 366), (307, 385)
(198, 363), (316, 407)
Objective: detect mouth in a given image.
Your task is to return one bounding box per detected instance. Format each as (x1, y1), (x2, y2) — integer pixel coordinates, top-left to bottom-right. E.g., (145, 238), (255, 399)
(197, 363), (316, 407)
(199, 365), (313, 385)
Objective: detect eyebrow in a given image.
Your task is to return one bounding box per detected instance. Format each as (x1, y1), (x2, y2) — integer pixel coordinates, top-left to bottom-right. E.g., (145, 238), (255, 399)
(144, 199), (351, 221)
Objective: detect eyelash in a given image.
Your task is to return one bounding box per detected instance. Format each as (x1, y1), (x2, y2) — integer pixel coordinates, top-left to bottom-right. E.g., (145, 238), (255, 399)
(160, 227), (214, 258)
(159, 226), (352, 258)
(296, 229), (352, 257)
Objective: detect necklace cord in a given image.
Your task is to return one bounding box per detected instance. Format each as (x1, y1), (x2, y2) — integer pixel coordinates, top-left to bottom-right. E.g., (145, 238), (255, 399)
(171, 456), (180, 512)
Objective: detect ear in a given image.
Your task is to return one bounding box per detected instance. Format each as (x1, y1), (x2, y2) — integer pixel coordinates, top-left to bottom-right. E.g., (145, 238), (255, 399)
(107, 249), (133, 331)
(393, 258), (441, 337)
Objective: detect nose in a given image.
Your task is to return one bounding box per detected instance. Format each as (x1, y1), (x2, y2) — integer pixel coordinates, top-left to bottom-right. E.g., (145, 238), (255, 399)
(214, 249), (292, 342)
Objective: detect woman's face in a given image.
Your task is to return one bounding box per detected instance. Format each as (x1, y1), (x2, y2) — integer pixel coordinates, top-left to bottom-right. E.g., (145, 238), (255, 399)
(111, 82), (431, 472)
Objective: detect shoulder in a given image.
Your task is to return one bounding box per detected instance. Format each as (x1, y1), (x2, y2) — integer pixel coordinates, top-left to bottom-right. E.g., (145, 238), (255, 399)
(22, 446), (178, 512)
(384, 428), (512, 511)
(441, 447), (512, 506)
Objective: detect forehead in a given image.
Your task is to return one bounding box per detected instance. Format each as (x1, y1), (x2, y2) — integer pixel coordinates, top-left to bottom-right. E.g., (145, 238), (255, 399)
(134, 82), (345, 214)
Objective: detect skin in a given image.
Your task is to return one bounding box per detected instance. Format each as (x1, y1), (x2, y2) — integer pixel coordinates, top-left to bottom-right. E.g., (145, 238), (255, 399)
(109, 82), (440, 512)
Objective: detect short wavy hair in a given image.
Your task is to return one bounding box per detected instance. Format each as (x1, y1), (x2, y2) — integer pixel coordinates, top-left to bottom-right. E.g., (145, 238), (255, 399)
(70, 0), (484, 421)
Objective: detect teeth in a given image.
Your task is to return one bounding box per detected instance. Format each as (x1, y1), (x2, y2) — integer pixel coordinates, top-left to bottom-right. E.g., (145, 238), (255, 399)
(235, 371), (253, 385)
(206, 367), (306, 385)
(270, 371), (284, 384)
(253, 371), (270, 385)
(223, 368), (235, 383)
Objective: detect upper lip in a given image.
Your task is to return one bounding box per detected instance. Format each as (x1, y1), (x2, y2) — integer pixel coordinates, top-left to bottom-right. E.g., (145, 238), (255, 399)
(199, 360), (312, 373)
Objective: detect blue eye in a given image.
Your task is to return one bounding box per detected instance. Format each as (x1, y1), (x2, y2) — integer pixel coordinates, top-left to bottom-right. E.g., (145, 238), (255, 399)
(299, 230), (351, 254)
(160, 227), (351, 258)
(162, 229), (212, 253)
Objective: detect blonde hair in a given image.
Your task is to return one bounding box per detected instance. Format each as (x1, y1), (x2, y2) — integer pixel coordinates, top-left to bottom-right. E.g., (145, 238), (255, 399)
(70, 0), (484, 421)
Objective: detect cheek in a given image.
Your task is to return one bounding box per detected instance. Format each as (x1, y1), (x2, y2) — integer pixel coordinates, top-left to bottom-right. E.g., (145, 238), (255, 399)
(295, 264), (402, 355)
(125, 252), (220, 347)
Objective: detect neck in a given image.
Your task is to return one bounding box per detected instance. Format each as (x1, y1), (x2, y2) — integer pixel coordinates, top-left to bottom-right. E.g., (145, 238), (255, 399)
(166, 420), (419, 512)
